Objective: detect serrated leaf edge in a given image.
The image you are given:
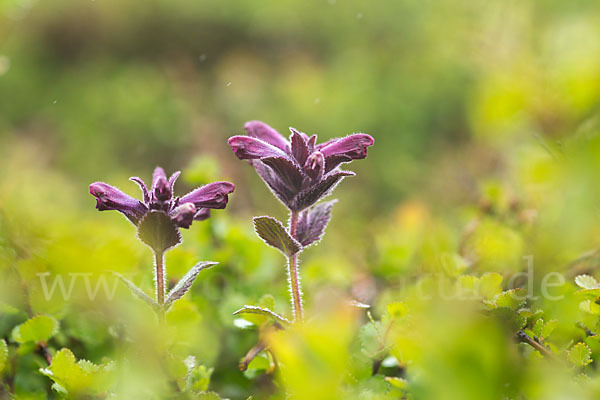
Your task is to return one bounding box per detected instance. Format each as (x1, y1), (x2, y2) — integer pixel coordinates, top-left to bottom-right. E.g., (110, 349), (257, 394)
(165, 261), (218, 308)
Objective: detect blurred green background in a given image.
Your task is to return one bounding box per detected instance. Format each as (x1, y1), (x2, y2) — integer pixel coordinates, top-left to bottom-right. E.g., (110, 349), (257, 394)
(3, 0), (600, 399)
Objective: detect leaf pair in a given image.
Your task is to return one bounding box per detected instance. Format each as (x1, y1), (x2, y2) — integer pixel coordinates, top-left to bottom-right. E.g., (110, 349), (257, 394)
(115, 261), (217, 310)
(253, 200), (336, 257)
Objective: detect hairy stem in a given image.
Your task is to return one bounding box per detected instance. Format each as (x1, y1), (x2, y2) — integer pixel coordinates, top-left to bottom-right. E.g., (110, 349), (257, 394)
(288, 211), (304, 323)
(155, 251), (166, 324)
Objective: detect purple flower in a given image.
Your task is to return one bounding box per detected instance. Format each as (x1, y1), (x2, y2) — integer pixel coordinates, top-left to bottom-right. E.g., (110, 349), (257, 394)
(228, 121), (374, 211)
(89, 167), (234, 229)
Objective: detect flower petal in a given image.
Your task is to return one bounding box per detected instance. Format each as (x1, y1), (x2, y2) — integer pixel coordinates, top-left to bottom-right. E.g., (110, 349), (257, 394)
(194, 208), (211, 221)
(129, 177), (150, 203)
(170, 202), (196, 229)
(293, 171), (355, 211)
(244, 120), (289, 151)
(168, 171), (181, 193)
(228, 136), (289, 160)
(151, 166), (171, 202)
(180, 181), (235, 209)
(318, 133), (374, 161)
(89, 182), (148, 224)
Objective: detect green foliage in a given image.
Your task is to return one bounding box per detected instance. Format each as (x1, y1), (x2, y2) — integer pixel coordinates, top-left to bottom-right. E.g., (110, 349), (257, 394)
(569, 343), (592, 367)
(137, 211), (183, 253)
(12, 316), (59, 344)
(0, 339), (7, 374)
(253, 216), (301, 257)
(39, 348), (114, 397)
(3, 0), (600, 398)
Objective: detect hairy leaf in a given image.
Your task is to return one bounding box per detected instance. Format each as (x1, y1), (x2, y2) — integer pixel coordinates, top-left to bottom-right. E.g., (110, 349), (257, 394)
(114, 273), (159, 310)
(296, 200), (337, 247)
(253, 216), (301, 257)
(165, 261), (218, 308)
(137, 210), (182, 253)
(12, 315), (59, 344)
(233, 305), (290, 325)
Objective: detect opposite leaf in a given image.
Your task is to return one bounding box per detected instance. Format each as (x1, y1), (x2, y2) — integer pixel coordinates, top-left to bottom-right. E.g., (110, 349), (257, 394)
(165, 261), (218, 308)
(253, 216), (301, 257)
(114, 273), (159, 310)
(296, 200), (336, 247)
(12, 315), (59, 344)
(137, 210), (182, 253)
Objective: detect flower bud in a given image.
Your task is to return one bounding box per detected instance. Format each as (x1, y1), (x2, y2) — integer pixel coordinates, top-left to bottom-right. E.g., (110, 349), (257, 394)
(304, 151), (325, 182)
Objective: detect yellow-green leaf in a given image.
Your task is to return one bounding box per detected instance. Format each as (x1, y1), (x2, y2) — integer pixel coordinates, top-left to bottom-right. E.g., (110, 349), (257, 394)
(0, 339), (7, 374)
(12, 315), (59, 344)
(568, 342), (592, 367)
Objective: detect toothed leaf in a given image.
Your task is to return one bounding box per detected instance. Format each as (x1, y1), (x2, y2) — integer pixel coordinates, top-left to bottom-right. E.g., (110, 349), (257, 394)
(165, 261), (218, 308)
(137, 210), (182, 253)
(569, 342), (592, 367)
(575, 274), (599, 290)
(296, 200), (337, 247)
(253, 216), (301, 257)
(12, 315), (59, 344)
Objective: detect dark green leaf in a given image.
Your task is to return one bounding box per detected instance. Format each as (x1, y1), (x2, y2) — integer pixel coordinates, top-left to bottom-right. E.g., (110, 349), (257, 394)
(137, 211), (182, 253)
(253, 216), (301, 257)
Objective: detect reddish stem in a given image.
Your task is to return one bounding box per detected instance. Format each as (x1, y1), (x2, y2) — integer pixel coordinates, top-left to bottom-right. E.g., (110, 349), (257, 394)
(288, 211), (304, 322)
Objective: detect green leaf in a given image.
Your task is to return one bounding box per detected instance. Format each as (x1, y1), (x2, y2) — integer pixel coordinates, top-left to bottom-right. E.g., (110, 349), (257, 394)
(187, 364), (214, 393)
(12, 315), (59, 344)
(575, 275), (599, 290)
(579, 299), (600, 315)
(165, 261), (218, 308)
(541, 320), (558, 339)
(385, 376), (408, 389)
(39, 348), (114, 396)
(253, 216), (301, 257)
(487, 288), (527, 310)
(532, 319), (544, 338)
(568, 342), (592, 367)
(233, 306), (290, 325)
(479, 273), (503, 299)
(0, 339), (7, 374)
(114, 272), (159, 310)
(137, 210), (182, 253)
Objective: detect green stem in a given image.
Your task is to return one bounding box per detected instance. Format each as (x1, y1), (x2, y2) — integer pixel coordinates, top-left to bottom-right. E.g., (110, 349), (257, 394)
(288, 211), (304, 323)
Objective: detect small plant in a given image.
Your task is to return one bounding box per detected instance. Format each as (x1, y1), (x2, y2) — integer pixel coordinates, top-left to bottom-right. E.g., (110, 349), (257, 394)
(228, 120), (373, 326)
(89, 166), (234, 321)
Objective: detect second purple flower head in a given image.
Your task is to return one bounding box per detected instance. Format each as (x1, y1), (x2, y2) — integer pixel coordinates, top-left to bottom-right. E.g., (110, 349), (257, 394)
(89, 167), (234, 230)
